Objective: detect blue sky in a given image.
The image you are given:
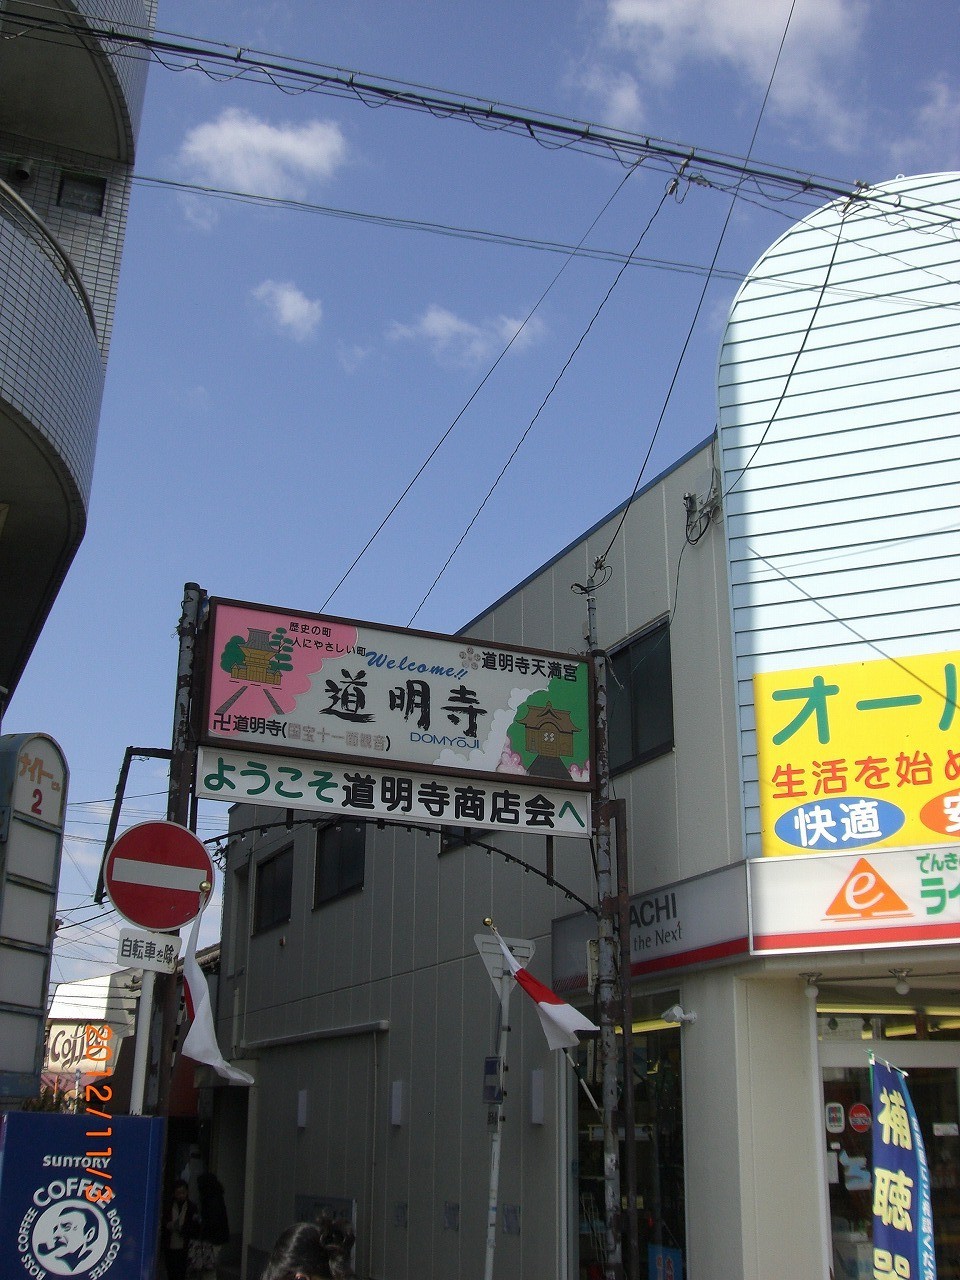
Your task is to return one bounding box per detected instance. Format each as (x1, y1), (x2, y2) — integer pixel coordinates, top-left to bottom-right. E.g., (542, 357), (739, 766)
(9, 0), (960, 986)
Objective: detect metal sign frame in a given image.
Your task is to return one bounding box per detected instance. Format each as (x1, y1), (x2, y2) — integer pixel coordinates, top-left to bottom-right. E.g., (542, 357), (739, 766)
(199, 596), (594, 791)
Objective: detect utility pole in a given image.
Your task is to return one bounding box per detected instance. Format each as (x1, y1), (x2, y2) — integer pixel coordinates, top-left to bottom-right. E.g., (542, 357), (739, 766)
(614, 798), (640, 1280)
(575, 559), (623, 1280)
(154, 583), (205, 1116)
(168, 583), (204, 828)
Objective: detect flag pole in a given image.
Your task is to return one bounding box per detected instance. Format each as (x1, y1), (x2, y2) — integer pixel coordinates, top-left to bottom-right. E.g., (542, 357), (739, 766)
(483, 918), (512, 1280)
(479, 920), (600, 1278)
(563, 1048), (602, 1121)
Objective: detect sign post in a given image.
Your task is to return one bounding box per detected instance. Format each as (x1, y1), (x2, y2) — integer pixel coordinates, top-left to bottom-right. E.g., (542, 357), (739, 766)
(104, 821), (213, 1114)
(475, 932), (534, 1280)
(574, 563), (625, 1280)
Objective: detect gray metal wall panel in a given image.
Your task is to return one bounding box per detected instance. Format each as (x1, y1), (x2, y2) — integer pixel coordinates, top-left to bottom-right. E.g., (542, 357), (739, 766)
(469, 444), (742, 884)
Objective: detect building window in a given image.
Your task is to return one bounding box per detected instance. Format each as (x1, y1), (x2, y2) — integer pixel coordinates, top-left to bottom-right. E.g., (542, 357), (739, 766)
(57, 173), (106, 215)
(314, 821), (365, 906)
(253, 845), (293, 933)
(608, 618), (674, 773)
(577, 991), (685, 1279)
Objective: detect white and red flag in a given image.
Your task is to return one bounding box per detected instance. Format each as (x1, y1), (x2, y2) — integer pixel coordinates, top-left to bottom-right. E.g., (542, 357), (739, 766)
(181, 909), (254, 1085)
(494, 931), (598, 1051)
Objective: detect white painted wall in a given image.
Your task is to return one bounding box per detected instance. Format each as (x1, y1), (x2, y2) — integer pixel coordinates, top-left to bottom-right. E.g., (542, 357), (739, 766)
(717, 172), (960, 856)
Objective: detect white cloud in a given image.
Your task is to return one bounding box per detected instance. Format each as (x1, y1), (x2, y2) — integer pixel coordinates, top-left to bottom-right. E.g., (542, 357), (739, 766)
(252, 279), (322, 341)
(177, 191), (220, 231)
(177, 384), (211, 413)
(388, 304), (545, 367)
(336, 341), (370, 373)
(596, 0), (867, 148)
(886, 77), (960, 173)
(177, 107), (347, 199)
(582, 67), (646, 131)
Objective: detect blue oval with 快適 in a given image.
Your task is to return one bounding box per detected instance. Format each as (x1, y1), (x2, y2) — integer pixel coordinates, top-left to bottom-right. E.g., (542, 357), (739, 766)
(774, 797), (905, 850)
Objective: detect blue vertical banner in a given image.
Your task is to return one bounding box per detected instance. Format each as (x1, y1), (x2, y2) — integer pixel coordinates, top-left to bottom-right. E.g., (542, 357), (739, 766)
(0, 1113), (165, 1280)
(872, 1056), (936, 1280)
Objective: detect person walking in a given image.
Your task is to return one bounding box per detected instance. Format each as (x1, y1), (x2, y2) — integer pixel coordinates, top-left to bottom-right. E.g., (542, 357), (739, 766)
(163, 1180), (199, 1280)
(188, 1172), (230, 1279)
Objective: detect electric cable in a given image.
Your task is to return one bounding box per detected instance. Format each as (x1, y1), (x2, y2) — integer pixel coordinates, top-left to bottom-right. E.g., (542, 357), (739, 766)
(406, 181), (672, 624)
(55, 908), (120, 932)
(598, 0), (801, 568)
(588, 0), (819, 715)
(321, 160), (645, 611)
(719, 199), (851, 500)
(12, 3), (923, 644)
(56, 916), (128, 944)
(742, 540), (960, 707)
(208, 813), (598, 917)
(133, 173), (750, 282)
(3, 5), (862, 204)
(67, 789), (170, 808)
(149, 163), (960, 319)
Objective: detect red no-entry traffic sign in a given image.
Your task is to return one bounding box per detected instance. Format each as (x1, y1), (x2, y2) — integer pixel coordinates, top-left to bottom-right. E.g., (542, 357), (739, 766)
(104, 821), (214, 931)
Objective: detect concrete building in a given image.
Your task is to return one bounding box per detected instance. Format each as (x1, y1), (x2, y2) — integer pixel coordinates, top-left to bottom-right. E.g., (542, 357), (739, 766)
(200, 173), (960, 1280)
(0, 0), (155, 709)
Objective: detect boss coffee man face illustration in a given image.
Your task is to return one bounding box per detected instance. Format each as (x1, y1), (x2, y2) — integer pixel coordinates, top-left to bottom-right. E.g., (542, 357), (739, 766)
(2, 1115), (169, 1280)
(33, 1202), (106, 1275)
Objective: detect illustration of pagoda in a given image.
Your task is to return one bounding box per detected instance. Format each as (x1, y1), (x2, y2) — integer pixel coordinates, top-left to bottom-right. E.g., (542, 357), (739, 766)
(231, 628), (283, 686)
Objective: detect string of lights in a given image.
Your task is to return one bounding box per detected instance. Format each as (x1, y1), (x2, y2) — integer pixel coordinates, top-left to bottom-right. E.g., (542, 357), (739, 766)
(213, 812), (599, 918)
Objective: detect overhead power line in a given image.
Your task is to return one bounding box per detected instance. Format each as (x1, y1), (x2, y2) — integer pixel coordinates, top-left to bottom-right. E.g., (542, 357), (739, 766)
(8, 6), (863, 203)
(599, 0), (800, 566)
(134, 174), (754, 282)
(408, 179), (672, 623)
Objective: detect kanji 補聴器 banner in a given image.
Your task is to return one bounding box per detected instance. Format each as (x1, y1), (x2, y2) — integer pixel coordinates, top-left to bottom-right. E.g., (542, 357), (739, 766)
(754, 652), (960, 856)
(872, 1056), (936, 1280)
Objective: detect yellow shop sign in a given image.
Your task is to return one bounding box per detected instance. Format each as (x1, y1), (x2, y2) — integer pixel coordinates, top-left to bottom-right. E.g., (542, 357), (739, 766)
(755, 652), (960, 856)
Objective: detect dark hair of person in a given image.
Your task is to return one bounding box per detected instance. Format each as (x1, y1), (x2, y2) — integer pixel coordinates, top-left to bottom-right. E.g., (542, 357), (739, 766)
(260, 1222), (331, 1280)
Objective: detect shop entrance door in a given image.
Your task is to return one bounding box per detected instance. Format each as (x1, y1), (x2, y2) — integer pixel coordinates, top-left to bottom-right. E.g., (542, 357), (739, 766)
(820, 1040), (960, 1280)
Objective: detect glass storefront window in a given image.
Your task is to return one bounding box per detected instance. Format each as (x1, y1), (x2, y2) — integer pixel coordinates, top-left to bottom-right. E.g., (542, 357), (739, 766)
(823, 1064), (960, 1280)
(819, 998), (960, 1280)
(576, 1000), (685, 1280)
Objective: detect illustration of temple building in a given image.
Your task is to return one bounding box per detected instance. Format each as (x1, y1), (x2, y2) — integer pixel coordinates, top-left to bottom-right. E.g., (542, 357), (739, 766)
(515, 701), (579, 778)
(232, 629), (283, 686)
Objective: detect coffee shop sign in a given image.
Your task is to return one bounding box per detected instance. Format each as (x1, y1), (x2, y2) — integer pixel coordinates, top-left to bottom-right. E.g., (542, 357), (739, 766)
(46, 1023), (117, 1075)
